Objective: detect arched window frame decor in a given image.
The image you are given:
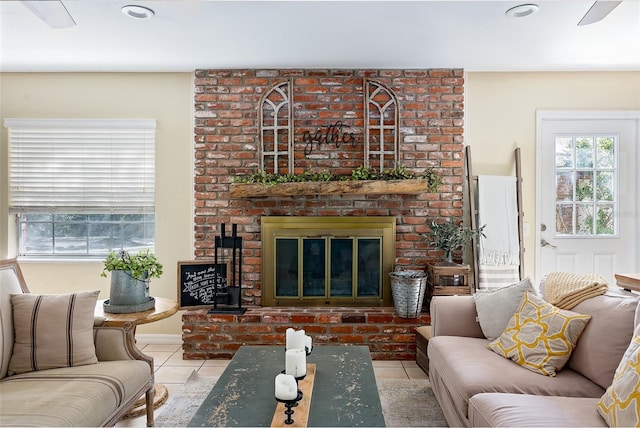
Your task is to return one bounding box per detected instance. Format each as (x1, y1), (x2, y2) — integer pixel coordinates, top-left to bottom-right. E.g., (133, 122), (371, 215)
(258, 79), (399, 175)
(259, 80), (294, 174)
(364, 79), (399, 173)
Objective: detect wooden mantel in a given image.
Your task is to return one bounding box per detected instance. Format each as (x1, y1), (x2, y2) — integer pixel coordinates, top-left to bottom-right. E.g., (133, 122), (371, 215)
(229, 178), (432, 198)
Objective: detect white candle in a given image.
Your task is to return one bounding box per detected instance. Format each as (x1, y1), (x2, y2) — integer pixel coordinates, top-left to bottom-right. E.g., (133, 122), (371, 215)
(285, 348), (307, 377)
(285, 328), (295, 350)
(288, 330), (306, 350)
(304, 334), (312, 352)
(275, 373), (298, 401)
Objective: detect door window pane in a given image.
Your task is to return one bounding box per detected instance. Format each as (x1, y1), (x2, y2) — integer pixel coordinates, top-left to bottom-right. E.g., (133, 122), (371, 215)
(576, 137), (594, 168)
(556, 172), (574, 201)
(555, 137), (574, 168)
(576, 204), (594, 235)
(576, 171), (593, 201)
(556, 204), (574, 235)
(596, 204), (614, 234)
(596, 171), (614, 201)
(596, 137), (615, 168)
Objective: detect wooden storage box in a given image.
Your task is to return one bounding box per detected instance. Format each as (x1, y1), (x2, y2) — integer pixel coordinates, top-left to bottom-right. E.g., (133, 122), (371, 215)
(415, 325), (432, 373)
(427, 263), (471, 296)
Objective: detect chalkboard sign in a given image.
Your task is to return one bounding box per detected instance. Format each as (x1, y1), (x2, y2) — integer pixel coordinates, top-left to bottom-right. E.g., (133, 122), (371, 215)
(178, 261), (229, 309)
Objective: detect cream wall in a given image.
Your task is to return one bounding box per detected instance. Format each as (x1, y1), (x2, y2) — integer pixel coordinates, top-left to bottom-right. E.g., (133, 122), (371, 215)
(0, 73), (194, 335)
(465, 71), (640, 284)
(2, 71), (639, 334)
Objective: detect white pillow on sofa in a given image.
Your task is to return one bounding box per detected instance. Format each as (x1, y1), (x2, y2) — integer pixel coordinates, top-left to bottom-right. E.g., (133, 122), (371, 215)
(473, 277), (535, 340)
(8, 290), (100, 375)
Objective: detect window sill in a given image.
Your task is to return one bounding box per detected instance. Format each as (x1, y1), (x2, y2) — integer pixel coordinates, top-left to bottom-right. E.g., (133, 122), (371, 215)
(229, 178), (433, 198)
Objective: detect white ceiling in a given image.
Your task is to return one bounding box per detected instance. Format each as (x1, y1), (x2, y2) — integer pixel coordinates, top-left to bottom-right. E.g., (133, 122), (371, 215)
(1, 0), (639, 72)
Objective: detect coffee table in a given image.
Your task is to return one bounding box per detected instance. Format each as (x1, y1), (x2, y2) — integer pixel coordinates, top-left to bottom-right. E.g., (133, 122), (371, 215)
(188, 345), (385, 427)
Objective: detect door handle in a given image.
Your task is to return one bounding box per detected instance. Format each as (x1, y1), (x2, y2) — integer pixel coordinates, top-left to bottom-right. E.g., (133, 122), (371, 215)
(541, 239), (557, 249)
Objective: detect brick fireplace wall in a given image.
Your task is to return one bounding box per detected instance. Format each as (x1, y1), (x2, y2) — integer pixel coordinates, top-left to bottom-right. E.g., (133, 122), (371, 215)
(185, 68), (464, 360)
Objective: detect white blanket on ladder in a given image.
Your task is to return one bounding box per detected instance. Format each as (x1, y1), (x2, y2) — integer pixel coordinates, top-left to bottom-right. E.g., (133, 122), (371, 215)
(478, 175), (520, 289)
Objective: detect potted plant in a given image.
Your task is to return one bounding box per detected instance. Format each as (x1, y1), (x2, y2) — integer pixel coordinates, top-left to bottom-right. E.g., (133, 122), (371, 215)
(101, 249), (163, 313)
(425, 220), (485, 266)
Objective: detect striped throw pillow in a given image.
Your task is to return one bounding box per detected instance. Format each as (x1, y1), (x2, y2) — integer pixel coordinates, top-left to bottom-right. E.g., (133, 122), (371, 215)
(8, 291), (99, 375)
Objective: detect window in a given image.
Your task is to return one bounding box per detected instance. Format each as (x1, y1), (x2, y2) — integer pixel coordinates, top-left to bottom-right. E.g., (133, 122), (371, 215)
(555, 134), (617, 236)
(5, 119), (156, 257)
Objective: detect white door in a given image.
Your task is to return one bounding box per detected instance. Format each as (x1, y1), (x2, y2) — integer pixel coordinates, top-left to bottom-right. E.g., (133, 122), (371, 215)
(536, 111), (640, 286)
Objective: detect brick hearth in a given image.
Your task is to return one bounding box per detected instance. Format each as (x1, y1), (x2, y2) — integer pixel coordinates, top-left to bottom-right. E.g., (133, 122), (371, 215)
(183, 307), (430, 361)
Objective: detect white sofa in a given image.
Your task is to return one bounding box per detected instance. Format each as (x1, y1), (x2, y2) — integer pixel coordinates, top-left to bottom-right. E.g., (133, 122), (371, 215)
(0, 259), (155, 426)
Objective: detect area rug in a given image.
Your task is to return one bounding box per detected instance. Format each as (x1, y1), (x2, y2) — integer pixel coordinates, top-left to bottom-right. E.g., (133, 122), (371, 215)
(155, 371), (447, 427)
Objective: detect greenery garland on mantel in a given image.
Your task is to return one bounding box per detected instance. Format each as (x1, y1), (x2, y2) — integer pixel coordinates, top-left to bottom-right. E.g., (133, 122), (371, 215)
(230, 166), (442, 198)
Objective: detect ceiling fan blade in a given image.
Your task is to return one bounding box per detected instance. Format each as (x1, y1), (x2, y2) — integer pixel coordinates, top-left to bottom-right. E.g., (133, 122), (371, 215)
(21, 0), (76, 28)
(578, 0), (623, 26)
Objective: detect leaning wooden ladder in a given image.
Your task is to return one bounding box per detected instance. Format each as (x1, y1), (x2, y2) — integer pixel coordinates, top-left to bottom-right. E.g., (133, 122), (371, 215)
(464, 146), (525, 290)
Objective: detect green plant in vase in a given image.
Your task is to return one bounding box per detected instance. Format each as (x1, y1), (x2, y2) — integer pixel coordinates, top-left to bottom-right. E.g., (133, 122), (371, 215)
(101, 249), (163, 312)
(101, 249), (163, 280)
(425, 220), (485, 266)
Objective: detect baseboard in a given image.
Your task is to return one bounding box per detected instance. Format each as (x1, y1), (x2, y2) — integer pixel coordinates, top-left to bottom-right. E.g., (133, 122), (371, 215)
(136, 333), (182, 345)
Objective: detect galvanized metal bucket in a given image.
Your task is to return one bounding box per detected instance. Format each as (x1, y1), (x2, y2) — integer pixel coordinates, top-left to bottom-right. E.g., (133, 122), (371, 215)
(104, 270), (155, 313)
(389, 270), (428, 318)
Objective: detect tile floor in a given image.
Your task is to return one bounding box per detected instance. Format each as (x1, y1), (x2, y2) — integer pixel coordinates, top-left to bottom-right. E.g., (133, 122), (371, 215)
(117, 341), (427, 427)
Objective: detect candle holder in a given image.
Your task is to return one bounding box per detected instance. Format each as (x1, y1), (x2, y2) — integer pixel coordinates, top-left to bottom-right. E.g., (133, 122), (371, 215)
(284, 346), (311, 356)
(281, 370), (305, 405)
(275, 391), (303, 425)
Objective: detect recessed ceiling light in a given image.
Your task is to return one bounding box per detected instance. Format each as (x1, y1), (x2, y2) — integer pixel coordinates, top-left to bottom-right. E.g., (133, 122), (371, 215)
(505, 4), (540, 18)
(121, 5), (155, 20)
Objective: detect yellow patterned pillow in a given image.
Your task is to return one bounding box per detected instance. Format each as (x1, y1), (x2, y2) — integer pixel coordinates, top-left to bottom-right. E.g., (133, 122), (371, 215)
(487, 291), (591, 376)
(597, 324), (640, 427)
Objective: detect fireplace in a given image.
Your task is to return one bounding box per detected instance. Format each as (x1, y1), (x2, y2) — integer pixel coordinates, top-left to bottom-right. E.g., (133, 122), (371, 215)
(193, 68), (466, 306)
(185, 68), (462, 360)
(261, 216), (396, 306)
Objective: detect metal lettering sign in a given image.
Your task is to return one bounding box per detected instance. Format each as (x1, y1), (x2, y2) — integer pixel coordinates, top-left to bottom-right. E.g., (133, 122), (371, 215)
(302, 121), (358, 155)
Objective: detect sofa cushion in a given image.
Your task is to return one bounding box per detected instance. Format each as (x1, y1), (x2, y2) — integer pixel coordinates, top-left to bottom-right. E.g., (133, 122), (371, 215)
(9, 290), (99, 375)
(488, 291), (591, 376)
(569, 293), (640, 389)
(0, 360), (150, 426)
(470, 393), (606, 427)
(597, 324), (640, 427)
(473, 277), (535, 340)
(428, 335), (605, 427)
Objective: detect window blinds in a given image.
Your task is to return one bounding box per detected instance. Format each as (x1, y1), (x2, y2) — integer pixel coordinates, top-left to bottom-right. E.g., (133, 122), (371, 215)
(4, 119), (156, 214)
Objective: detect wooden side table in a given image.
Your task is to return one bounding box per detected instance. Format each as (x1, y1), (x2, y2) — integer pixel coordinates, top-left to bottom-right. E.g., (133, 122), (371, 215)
(95, 297), (179, 419)
(615, 273), (640, 292)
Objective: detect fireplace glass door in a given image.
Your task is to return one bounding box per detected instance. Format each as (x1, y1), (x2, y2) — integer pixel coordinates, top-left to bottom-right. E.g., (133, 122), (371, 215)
(274, 236), (382, 301)
(262, 216), (395, 306)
